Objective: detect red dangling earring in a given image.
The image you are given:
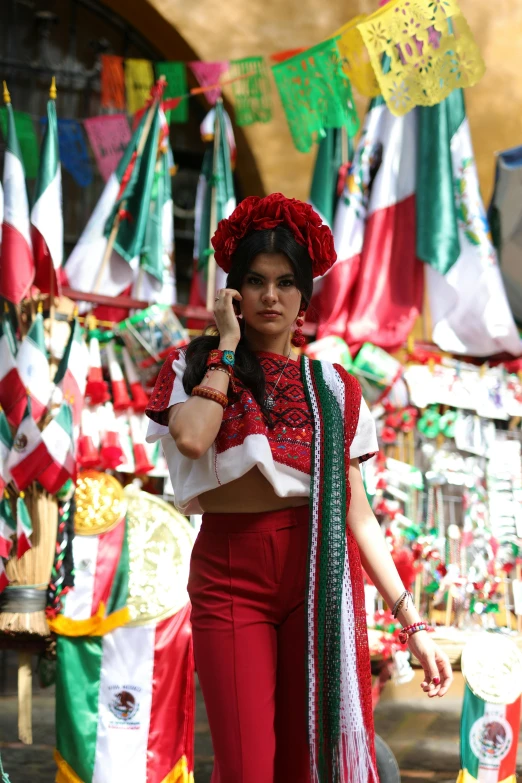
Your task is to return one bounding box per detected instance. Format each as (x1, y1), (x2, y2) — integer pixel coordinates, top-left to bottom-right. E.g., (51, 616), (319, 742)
(291, 309), (306, 348)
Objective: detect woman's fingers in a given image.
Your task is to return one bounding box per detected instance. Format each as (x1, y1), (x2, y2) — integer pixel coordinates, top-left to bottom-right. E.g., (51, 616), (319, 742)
(420, 651), (453, 698)
(435, 652), (453, 697)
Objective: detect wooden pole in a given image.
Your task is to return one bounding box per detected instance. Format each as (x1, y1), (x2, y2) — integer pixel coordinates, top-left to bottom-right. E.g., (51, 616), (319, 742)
(206, 102), (221, 312)
(18, 652), (32, 744)
(92, 78), (165, 296)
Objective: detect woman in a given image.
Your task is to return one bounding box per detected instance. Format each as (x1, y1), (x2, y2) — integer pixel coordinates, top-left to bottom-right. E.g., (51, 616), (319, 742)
(146, 194), (453, 783)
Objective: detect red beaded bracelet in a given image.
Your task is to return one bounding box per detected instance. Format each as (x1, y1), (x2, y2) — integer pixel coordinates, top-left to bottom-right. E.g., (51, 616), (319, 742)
(398, 622), (433, 645)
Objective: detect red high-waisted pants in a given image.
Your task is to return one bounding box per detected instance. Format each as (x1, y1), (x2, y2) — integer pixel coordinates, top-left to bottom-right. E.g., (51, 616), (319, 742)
(187, 505), (311, 783)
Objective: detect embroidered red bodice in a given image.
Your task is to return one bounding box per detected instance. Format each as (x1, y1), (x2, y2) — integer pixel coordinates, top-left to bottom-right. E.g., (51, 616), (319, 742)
(218, 351), (313, 475)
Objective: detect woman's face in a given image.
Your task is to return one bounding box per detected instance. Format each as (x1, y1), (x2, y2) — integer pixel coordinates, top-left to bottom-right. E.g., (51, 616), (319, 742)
(239, 253), (302, 337)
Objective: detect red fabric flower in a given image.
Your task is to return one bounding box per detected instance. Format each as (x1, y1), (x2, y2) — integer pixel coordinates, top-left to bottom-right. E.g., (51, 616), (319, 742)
(211, 193), (337, 278)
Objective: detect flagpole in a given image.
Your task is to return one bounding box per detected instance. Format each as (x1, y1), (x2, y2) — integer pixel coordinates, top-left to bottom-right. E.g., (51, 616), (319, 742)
(92, 77), (166, 296)
(48, 77), (57, 355)
(206, 101), (221, 312)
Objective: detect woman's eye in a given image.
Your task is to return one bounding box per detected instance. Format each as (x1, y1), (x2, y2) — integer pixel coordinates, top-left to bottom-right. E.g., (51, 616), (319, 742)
(279, 279), (295, 287)
(246, 276), (262, 285)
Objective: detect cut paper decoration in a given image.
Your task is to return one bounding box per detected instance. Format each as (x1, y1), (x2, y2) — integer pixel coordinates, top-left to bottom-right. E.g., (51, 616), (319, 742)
(189, 61), (229, 106)
(125, 58), (154, 116)
(100, 55), (126, 111)
(83, 114), (131, 182)
(229, 56), (272, 126)
(0, 107), (39, 179)
(334, 16), (380, 98)
(269, 49), (307, 64)
(357, 0), (486, 116)
(156, 62), (188, 123)
(272, 39), (360, 153)
(40, 118), (93, 188)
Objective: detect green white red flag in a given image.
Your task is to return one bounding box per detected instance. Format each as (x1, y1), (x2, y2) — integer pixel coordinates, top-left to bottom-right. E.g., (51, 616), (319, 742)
(17, 312), (52, 423)
(0, 315), (25, 428)
(55, 603), (195, 783)
(31, 97), (63, 295)
(16, 493), (32, 559)
(457, 683), (520, 783)
(132, 124), (176, 305)
(7, 399), (52, 491)
(38, 403), (76, 495)
(0, 408), (13, 494)
(0, 494), (15, 559)
(315, 97), (423, 352)
(188, 104), (236, 317)
(61, 112), (149, 302)
(417, 90), (521, 357)
(0, 98), (34, 303)
(53, 318), (88, 428)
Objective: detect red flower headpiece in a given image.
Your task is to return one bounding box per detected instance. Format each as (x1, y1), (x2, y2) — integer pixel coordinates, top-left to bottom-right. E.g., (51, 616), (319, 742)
(211, 193), (337, 278)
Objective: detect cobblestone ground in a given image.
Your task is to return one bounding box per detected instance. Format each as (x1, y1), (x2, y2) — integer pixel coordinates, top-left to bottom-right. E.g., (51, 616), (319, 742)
(0, 655), (521, 782)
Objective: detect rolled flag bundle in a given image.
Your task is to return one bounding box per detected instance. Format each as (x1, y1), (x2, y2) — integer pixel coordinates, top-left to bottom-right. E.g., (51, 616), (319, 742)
(106, 342), (132, 411)
(78, 408), (101, 469)
(7, 399), (52, 491)
(0, 493), (16, 559)
(17, 312), (52, 424)
(0, 408), (13, 493)
(0, 317), (26, 428)
(85, 337), (110, 405)
(38, 402), (76, 495)
(100, 403), (124, 470)
(16, 492), (33, 559)
(129, 414), (154, 475)
(54, 319), (89, 428)
(122, 348), (149, 413)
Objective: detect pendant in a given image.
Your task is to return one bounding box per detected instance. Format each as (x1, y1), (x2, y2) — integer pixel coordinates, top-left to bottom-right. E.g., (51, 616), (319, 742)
(265, 395), (275, 410)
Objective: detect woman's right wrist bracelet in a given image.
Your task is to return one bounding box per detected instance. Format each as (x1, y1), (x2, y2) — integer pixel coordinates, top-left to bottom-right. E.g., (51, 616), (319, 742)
(191, 385), (228, 409)
(398, 621), (433, 645)
(392, 589), (413, 619)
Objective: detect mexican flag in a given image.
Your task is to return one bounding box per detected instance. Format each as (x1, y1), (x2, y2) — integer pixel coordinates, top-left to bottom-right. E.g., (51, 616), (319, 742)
(38, 403), (76, 495)
(132, 127), (176, 305)
(0, 494), (16, 559)
(0, 98), (34, 304)
(16, 493), (32, 558)
(54, 603), (195, 783)
(417, 90), (522, 357)
(7, 399), (52, 492)
(315, 97), (423, 353)
(0, 408), (13, 493)
(50, 515), (130, 636)
(54, 319), (88, 428)
(62, 109), (155, 302)
(17, 312), (52, 423)
(188, 104), (235, 318)
(457, 683), (520, 783)
(0, 314), (25, 428)
(31, 97), (63, 295)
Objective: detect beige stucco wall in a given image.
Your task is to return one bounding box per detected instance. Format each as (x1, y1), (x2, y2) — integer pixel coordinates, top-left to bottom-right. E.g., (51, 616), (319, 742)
(104, 0), (522, 204)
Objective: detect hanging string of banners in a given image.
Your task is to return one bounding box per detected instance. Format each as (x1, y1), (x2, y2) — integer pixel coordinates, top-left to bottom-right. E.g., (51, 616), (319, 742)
(0, 0), (485, 181)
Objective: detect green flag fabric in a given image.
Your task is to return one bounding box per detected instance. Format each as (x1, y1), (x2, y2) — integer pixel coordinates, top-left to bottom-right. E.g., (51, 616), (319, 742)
(309, 128), (346, 227)
(107, 104), (162, 263)
(0, 107), (39, 179)
(416, 89), (466, 275)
